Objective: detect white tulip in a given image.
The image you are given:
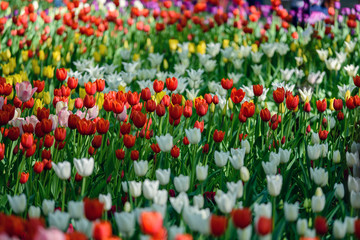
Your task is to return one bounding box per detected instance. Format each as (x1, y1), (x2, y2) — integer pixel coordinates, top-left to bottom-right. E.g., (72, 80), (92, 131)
(7, 194), (26, 214)
(296, 219), (308, 236)
(251, 51), (263, 63)
(170, 192), (189, 214)
(168, 226), (184, 240)
(122, 181), (128, 192)
(267, 175), (282, 197)
(237, 225), (252, 240)
(284, 202), (299, 222)
(28, 206), (41, 218)
(304, 228), (316, 238)
(214, 151), (230, 167)
(68, 201), (84, 219)
(310, 168), (328, 187)
(320, 143), (328, 158)
(346, 151), (359, 167)
(182, 205), (210, 235)
(155, 134), (173, 152)
(52, 161), (71, 180)
(262, 161), (278, 176)
(156, 168), (171, 185)
(241, 140), (251, 154)
(42, 199), (55, 216)
(74, 218), (93, 238)
(129, 181), (142, 198)
(214, 190), (236, 214)
(196, 165), (208, 181)
(345, 216), (357, 234)
(227, 180), (243, 198)
(348, 175), (360, 192)
(334, 183), (344, 199)
(134, 160), (148, 177)
(240, 166), (250, 182)
(316, 49), (328, 61)
(307, 144), (321, 161)
(229, 148), (245, 169)
(311, 188), (325, 213)
(124, 202), (131, 212)
(332, 150), (341, 163)
(99, 193), (112, 211)
(114, 211), (135, 237)
(174, 175), (190, 192)
(73, 157), (94, 177)
(351, 141), (360, 153)
(333, 220), (347, 239)
(193, 194), (204, 209)
(350, 191), (360, 209)
(269, 152), (280, 165)
(185, 128), (201, 144)
(262, 43), (277, 58)
(142, 179), (159, 200)
(48, 211), (70, 232)
(279, 148), (291, 164)
(153, 190), (168, 205)
(254, 202), (272, 218)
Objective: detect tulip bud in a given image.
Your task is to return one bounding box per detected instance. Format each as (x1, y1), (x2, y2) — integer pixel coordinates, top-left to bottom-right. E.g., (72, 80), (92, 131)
(332, 150), (341, 163)
(240, 166), (250, 182)
(196, 165), (208, 181)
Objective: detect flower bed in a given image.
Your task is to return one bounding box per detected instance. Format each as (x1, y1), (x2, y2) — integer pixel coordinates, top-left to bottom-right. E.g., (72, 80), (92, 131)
(0, 0), (360, 239)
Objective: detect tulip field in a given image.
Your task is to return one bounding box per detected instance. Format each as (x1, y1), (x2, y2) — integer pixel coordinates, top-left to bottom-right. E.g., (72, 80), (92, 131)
(1, 0), (360, 239)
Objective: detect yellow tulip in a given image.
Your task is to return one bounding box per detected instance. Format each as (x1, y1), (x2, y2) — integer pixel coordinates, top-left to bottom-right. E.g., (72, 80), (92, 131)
(251, 44), (258, 53)
(234, 34), (239, 43)
(146, 38), (152, 47)
(329, 98), (335, 111)
(33, 99), (44, 114)
(196, 41), (206, 55)
(39, 50), (45, 61)
(35, 92), (44, 99)
(5, 76), (13, 85)
(97, 93), (105, 109)
(43, 92), (51, 105)
(118, 85), (125, 93)
(5, 49), (11, 60)
(79, 88), (86, 99)
(2, 64), (10, 75)
(133, 53), (140, 61)
(22, 50), (29, 62)
(222, 39), (230, 48)
(103, 35), (108, 44)
(210, 103), (215, 113)
(290, 42), (297, 52)
(169, 39), (179, 52)
(94, 51), (101, 62)
(52, 51), (61, 62)
(99, 44), (107, 56)
(13, 74), (22, 85)
(8, 89), (14, 100)
(69, 43), (74, 52)
(149, 46), (154, 54)
(278, 102), (285, 114)
(345, 90), (351, 101)
(188, 43), (195, 53)
(34, 65), (41, 75)
(124, 40), (129, 49)
(163, 59), (168, 70)
(66, 52), (71, 63)
(156, 91), (166, 104)
(228, 98), (234, 110)
(68, 98), (75, 111)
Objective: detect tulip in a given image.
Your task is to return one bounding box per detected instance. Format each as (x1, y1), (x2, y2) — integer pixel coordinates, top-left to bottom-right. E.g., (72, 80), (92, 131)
(284, 202), (299, 222)
(236, 225), (252, 240)
(52, 161), (71, 180)
(210, 214), (228, 237)
(351, 191), (360, 209)
(333, 220), (347, 239)
(296, 219), (308, 236)
(214, 191), (236, 214)
(174, 175), (190, 193)
(99, 193), (112, 211)
(84, 198), (104, 221)
(241, 139), (251, 154)
(155, 134), (173, 152)
(181, 205), (210, 235)
(214, 151), (230, 167)
(273, 87), (285, 103)
(346, 151), (359, 167)
(311, 188), (325, 213)
(256, 216), (272, 236)
(156, 168), (171, 185)
(227, 180), (243, 198)
(7, 194), (26, 214)
(170, 192), (189, 214)
(74, 218), (93, 238)
(49, 210), (70, 232)
(262, 161), (278, 176)
(42, 199), (55, 216)
(134, 160), (148, 177)
(345, 216), (357, 234)
(185, 128), (201, 144)
(240, 166), (250, 182)
(28, 205), (41, 218)
(140, 211), (163, 236)
(129, 181), (142, 198)
(310, 168), (328, 187)
(193, 194), (204, 209)
(307, 144), (321, 161)
(15, 81), (37, 102)
(74, 157), (94, 177)
(169, 226), (185, 240)
(279, 148), (291, 164)
(314, 216), (328, 235)
(114, 211), (136, 237)
(267, 175), (282, 197)
(154, 190), (168, 206)
(334, 183), (344, 199)
(56, 68), (67, 81)
(34, 227), (65, 240)
(232, 208), (252, 229)
(143, 179), (159, 200)
(229, 148), (245, 169)
(93, 221), (112, 240)
(348, 175), (360, 192)
(254, 202), (272, 218)
(332, 150), (341, 163)
(196, 165), (208, 181)
(68, 201), (84, 219)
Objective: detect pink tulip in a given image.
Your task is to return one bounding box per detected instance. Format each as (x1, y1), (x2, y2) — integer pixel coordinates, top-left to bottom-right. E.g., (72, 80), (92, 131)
(34, 227), (65, 240)
(58, 109), (70, 127)
(15, 82), (37, 102)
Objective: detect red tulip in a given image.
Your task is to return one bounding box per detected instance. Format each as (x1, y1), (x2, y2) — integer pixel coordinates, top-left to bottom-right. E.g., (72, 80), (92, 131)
(166, 77), (178, 91)
(333, 99), (343, 111)
(56, 68), (67, 81)
(0, 143), (4, 160)
(221, 78), (233, 90)
(273, 87), (285, 104)
(346, 96), (356, 110)
(213, 129), (225, 143)
(123, 134), (136, 148)
(8, 127), (20, 141)
(314, 216), (328, 235)
(115, 149), (125, 160)
(92, 135), (102, 149)
(141, 88), (151, 101)
(256, 217), (272, 236)
(95, 79), (105, 92)
(85, 82), (97, 95)
(34, 161), (44, 174)
(153, 79), (164, 93)
(354, 75), (360, 87)
(169, 104), (183, 120)
(131, 111), (147, 129)
(127, 92), (140, 106)
(33, 80), (45, 93)
(232, 208), (252, 229)
(253, 84), (263, 96)
(286, 94), (299, 110)
(260, 108), (271, 122)
(67, 77), (78, 89)
(21, 133), (34, 149)
(319, 130), (328, 140)
(84, 95), (96, 108)
(96, 118), (110, 134)
(316, 99), (327, 112)
(241, 101), (255, 118)
(171, 145), (180, 158)
(140, 211), (163, 236)
(84, 198), (104, 221)
(210, 215), (228, 237)
(131, 150), (139, 160)
(355, 219), (360, 239)
(19, 172), (29, 184)
(54, 127), (66, 142)
(93, 221), (112, 240)
(156, 104), (166, 117)
(231, 88), (245, 104)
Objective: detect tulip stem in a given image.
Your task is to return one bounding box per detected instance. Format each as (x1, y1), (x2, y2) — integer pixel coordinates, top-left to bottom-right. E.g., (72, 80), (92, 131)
(272, 196), (276, 231)
(81, 177), (86, 196)
(62, 180), (66, 211)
